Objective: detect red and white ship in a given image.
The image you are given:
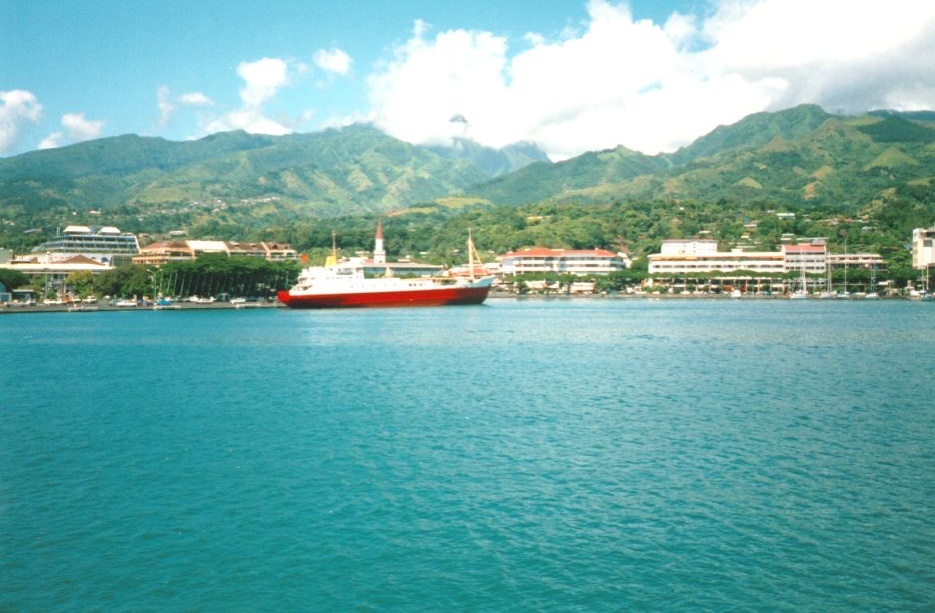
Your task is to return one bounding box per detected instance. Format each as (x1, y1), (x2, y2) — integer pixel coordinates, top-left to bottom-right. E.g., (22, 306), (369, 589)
(277, 225), (494, 309)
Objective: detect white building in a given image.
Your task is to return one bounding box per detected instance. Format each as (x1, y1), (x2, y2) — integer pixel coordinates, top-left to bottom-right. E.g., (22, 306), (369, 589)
(649, 239), (832, 275)
(782, 244), (827, 274)
(29, 225), (140, 266)
(499, 247), (630, 276)
(660, 238), (718, 256)
(912, 227), (935, 270)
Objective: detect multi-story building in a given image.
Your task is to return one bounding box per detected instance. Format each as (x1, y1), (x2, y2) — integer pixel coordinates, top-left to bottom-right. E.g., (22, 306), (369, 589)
(30, 225), (140, 266)
(912, 227), (935, 270)
(133, 240), (297, 266)
(827, 252), (885, 271)
(782, 244), (827, 274)
(499, 247), (630, 276)
(649, 239), (848, 275)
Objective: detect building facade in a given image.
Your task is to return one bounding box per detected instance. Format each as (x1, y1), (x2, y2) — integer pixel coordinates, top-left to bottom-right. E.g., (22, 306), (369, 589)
(133, 240), (297, 266)
(912, 227), (935, 270)
(499, 247), (630, 276)
(30, 225), (140, 266)
(649, 239), (885, 276)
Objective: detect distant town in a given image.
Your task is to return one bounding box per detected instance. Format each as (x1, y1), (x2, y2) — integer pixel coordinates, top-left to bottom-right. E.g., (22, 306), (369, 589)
(2, 220), (935, 307)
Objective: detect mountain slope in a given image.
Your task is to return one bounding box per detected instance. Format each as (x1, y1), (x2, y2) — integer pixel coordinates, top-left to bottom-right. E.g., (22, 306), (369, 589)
(0, 125), (492, 215)
(463, 106), (935, 210)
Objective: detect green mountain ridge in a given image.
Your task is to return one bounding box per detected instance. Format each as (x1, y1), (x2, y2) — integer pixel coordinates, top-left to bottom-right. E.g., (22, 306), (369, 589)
(0, 125), (502, 216)
(466, 105), (935, 211)
(2, 105), (935, 244)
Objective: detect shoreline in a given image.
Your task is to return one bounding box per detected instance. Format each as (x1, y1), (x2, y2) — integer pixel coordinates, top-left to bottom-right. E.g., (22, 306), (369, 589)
(0, 301), (284, 315)
(2, 292), (918, 314)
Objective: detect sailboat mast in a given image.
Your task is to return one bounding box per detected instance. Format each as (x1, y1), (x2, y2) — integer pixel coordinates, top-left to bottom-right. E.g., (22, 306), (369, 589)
(467, 229), (476, 282)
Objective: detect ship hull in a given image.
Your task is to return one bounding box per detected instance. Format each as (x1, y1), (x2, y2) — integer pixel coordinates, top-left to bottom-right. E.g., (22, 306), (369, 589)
(277, 283), (491, 309)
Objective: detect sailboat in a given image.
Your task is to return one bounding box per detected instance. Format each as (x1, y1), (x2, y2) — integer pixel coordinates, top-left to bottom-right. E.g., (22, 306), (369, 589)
(277, 227), (495, 308)
(838, 238), (850, 299)
(921, 267), (933, 301)
(819, 250), (834, 299)
(865, 264), (880, 299)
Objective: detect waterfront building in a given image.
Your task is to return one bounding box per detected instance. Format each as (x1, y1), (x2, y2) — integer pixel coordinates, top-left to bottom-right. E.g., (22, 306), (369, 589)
(30, 225), (140, 266)
(499, 247), (630, 276)
(649, 249), (785, 275)
(827, 252), (885, 271)
(782, 244), (827, 274)
(0, 254), (111, 296)
(912, 227), (935, 270)
(648, 239), (888, 277)
(133, 240), (297, 266)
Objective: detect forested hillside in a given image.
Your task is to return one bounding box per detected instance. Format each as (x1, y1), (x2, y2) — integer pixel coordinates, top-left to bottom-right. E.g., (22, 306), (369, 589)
(1, 105), (934, 268)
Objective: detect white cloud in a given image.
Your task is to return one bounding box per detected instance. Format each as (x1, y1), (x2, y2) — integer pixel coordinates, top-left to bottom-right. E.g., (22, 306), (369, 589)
(38, 132), (62, 150)
(237, 57), (289, 108)
(366, 0), (935, 159)
(36, 112), (104, 150)
(203, 109), (292, 136)
(61, 112), (104, 141)
(195, 58), (294, 137)
(179, 92), (213, 106)
(158, 87), (214, 127)
(314, 48), (352, 76)
(0, 89), (43, 154)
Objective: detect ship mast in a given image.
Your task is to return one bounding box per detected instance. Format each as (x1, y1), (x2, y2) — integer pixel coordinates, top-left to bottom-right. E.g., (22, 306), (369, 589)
(467, 229), (478, 282)
(324, 230), (338, 267)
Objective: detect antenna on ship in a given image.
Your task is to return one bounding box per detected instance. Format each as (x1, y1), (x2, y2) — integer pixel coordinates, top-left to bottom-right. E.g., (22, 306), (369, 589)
(325, 230), (338, 267)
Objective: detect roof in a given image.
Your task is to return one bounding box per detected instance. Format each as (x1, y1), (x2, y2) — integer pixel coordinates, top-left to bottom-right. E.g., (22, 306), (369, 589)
(139, 240), (191, 251)
(783, 244), (826, 253)
(501, 247), (620, 258)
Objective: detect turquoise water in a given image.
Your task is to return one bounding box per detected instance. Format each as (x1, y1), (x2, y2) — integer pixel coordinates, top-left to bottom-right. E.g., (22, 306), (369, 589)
(2, 298), (933, 611)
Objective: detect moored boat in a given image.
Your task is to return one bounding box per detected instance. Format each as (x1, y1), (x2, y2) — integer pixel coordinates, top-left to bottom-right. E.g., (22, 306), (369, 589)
(278, 227), (495, 309)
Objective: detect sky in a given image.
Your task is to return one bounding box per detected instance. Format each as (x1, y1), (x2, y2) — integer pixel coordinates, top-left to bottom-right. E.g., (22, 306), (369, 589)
(2, 0), (935, 161)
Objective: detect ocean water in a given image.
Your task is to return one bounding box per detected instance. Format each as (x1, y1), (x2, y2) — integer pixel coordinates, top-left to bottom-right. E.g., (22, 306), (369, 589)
(2, 298), (933, 611)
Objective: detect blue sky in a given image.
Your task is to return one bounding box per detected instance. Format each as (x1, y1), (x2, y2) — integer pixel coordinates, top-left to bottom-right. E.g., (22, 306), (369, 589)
(3, 0), (934, 160)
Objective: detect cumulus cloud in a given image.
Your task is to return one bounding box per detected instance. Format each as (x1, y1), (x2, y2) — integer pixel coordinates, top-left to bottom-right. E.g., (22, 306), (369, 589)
(158, 86), (214, 126)
(62, 112), (104, 141)
(37, 112), (104, 150)
(237, 57), (289, 108)
(179, 92), (213, 106)
(0, 89), (43, 154)
(367, 0), (935, 159)
(197, 58), (293, 136)
(314, 48), (352, 76)
(38, 133), (63, 150)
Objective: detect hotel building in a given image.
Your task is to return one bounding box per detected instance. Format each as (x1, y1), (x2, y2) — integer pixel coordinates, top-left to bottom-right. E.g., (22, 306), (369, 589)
(30, 225), (140, 266)
(649, 238), (882, 275)
(499, 247), (630, 276)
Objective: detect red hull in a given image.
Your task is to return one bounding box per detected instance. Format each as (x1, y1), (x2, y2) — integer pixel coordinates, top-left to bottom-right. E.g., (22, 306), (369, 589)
(277, 285), (491, 308)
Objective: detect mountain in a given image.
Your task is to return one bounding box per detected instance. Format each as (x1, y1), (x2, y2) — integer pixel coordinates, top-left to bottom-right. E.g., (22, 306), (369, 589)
(2, 105), (935, 234)
(467, 145), (670, 206)
(427, 138), (550, 176)
(465, 105), (935, 210)
(0, 125), (503, 216)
